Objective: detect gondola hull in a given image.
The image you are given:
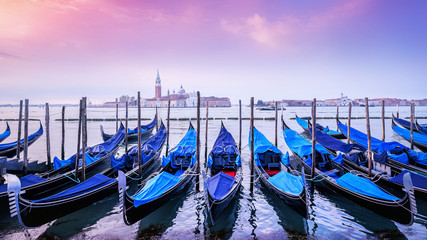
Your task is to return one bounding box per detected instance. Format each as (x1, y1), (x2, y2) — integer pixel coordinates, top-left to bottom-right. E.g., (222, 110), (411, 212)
(102, 127), (154, 142)
(207, 169), (242, 222)
(256, 166), (308, 218)
(1, 146), (118, 218)
(122, 167), (195, 225)
(295, 153), (414, 225)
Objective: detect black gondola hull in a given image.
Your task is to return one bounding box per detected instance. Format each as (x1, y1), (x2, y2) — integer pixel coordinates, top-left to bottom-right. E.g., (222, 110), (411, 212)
(256, 167), (308, 218)
(296, 154), (414, 225)
(207, 174), (242, 222)
(123, 169), (195, 225)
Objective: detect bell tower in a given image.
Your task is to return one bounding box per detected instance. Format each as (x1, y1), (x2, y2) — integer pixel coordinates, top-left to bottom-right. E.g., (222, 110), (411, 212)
(155, 69), (161, 99)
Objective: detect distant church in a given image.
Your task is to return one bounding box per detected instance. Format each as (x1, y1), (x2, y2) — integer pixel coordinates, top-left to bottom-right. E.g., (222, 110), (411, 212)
(143, 70), (231, 108)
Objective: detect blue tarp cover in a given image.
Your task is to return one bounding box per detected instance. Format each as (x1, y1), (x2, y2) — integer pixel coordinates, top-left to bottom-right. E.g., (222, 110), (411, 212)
(208, 125), (241, 168)
(208, 171), (235, 201)
(393, 124), (427, 148)
(0, 123), (10, 141)
(132, 172), (181, 207)
(393, 117), (412, 129)
(162, 128), (197, 167)
(33, 173), (116, 203)
(249, 127), (288, 166)
(336, 173), (399, 201)
(54, 153), (99, 170)
(88, 124), (125, 158)
(111, 123), (166, 171)
(54, 125), (125, 170)
(338, 122), (407, 153)
(267, 170), (303, 195)
(310, 128), (354, 153)
(0, 123), (43, 150)
(0, 174), (47, 193)
(283, 129), (329, 158)
(296, 117), (340, 136)
(389, 170), (427, 190)
(128, 117), (157, 134)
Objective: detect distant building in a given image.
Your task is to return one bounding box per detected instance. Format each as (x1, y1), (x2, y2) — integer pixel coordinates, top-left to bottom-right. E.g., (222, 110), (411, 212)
(143, 71), (231, 107)
(336, 92), (351, 106)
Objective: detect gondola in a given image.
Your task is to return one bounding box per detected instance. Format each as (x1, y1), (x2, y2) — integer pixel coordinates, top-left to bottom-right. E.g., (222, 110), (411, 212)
(392, 119), (427, 152)
(0, 122), (11, 143)
(296, 115), (345, 139)
(283, 118), (416, 225)
(119, 122), (197, 225)
(307, 121), (427, 200)
(336, 119), (427, 174)
(392, 114), (427, 135)
(100, 115), (157, 142)
(250, 125), (308, 218)
(203, 122), (243, 225)
(0, 122), (43, 158)
(7, 122), (167, 228)
(0, 124), (125, 219)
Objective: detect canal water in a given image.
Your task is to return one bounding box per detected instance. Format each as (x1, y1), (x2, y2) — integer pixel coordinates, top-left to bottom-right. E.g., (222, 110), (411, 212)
(0, 105), (426, 239)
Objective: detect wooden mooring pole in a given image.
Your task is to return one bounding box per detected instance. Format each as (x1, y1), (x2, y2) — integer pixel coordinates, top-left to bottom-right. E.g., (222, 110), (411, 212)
(125, 101), (129, 153)
(410, 103), (414, 150)
(116, 98), (119, 132)
(365, 98), (372, 177)
(336, 105), (339, 131)
(23, 99), (29, 175)
(82, 97), (87, 182)
(396, 104), (400, 118)
(137, 91), (142, 177)
(347, 103), (352, 144)
(250, 97), (254, 193)
(311, 98), (316, 179)
(382, 100), (385, 142)
(239, 100), (242, 152)
(275, 101), (278, 147)
(196, 91), (201, 192)
(61, 106), (65, 160)
(16, 100), (23, 159)
(45, 103), (52, 169)
(75, 99), (82, 181)
(204, 102), (209, 162)
(155, 106), (159, 132)
(166, 100), (171, 157)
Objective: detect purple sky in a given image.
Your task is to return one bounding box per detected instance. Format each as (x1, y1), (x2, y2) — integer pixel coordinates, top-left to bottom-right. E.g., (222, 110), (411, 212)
(1, 0), (426, 104)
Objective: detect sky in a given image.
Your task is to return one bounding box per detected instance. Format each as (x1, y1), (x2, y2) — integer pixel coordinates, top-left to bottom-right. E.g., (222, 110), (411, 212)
(0, 0), (426, 105)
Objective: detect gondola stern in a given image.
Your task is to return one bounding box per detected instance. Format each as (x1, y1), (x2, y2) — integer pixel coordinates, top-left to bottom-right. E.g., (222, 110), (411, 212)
(282, 118), (290, 130)
(201, 170), (215, 226)
(118, 170), (127, 214)
(6, 174), (31, 229)
(403, 172), (417, 218)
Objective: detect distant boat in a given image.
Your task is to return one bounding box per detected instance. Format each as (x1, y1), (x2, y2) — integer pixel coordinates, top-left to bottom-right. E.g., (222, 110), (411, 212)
(257, 106), (283, 111)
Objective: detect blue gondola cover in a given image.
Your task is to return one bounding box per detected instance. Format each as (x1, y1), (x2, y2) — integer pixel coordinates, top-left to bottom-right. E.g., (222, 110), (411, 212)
(208, 125), (241, 168)
(336, 173), (399, 201)
(128, 117), (157, 135)
(0, 174), (47, 193)
(310, 128), (354, 153)
(33, 174), (116, 203)
(283, 129), (329, 158)
(393, 124), (427, 148)
(132, 172), (181, 207)
(162, 128), (197, 167)
(53, 153), (99, 170)
(0, 123), (10, 142)
(208, 171), (235, 201)
(338, 122), (406, 153)
(267, 170), (303, 195)
(0, 123), (43, 150)
(389, 170), (427, 190)
(249, 128), (288, 166)
(111, 124), (166, 171)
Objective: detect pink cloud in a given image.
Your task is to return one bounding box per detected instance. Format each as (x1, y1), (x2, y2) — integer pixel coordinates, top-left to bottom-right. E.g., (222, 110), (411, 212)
(221, 0), (371, 49)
